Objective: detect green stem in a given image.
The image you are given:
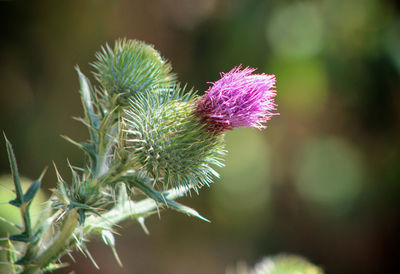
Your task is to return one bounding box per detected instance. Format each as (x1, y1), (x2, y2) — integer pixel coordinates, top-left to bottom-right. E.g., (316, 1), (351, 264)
(21, 187), (189, 273)
(84, 188), (183, 234)
(22, 209), (79, 274)
(94, 147), (108, 178)
(20, 204), (33, 240)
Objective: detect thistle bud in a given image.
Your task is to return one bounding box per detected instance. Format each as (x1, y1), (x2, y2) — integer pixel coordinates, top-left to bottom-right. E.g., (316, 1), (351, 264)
(124, 89), (225, 191)
(92, 39), (175, 107)
(252, 255), (323, 274)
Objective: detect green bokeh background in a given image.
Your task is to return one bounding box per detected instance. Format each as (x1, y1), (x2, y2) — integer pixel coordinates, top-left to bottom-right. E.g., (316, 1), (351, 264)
(1, 0), (399, 273)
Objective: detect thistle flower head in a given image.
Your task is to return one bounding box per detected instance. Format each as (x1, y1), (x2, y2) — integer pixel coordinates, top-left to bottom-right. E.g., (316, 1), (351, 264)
(92, 39), (175, 107)
(196, 66), (278, 133)
(124, 88), (225, 192)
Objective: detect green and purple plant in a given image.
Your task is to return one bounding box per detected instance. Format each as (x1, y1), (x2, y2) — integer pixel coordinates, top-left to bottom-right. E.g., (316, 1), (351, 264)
(0, 39), (284, 273)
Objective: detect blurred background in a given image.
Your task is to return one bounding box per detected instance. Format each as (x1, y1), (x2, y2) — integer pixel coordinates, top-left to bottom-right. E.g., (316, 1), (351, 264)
(1, 0), (399, 273)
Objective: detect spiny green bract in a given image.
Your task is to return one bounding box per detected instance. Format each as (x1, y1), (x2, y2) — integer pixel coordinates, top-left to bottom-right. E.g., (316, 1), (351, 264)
(92, 39), (175, 107)
(124, 88), (225, 191)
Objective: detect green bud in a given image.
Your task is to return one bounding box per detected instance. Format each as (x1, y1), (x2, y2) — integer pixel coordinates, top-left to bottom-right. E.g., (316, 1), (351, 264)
(124, 88), (225, 191)
(252, 254), (323, 274)
(92, 39), (175, 107)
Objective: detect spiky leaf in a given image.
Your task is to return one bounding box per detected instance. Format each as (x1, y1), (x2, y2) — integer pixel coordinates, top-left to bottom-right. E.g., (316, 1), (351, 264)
(126, 175), (210, 222)
(3, 134), (24, 208)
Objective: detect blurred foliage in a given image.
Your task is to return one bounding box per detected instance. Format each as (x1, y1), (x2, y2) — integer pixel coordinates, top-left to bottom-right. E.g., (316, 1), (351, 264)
(1, 0), (399, 273)
(295, 137), (363, 216)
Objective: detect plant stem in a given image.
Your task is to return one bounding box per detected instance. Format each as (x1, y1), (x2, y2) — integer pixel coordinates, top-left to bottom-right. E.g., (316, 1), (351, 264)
(22, 208), (79, 274)
(94, 147), (108, 178)
(84, 188), (184, 235)
(20, 185), (187, 273)
(20, 204), (33, 240)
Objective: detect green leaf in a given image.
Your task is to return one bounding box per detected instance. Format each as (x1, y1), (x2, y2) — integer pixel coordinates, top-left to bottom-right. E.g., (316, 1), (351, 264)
(9, 232), (32, 243)
(23, 180), (40, 205)
(61, 135), (96, 161)
(126, 176), (210, 222)
(3, 133), (24, 208)
(8, 199), (21, 207)
(9, 169), (44, 207)
(76, 67), (99, 139)
(3, 134), (34, 240)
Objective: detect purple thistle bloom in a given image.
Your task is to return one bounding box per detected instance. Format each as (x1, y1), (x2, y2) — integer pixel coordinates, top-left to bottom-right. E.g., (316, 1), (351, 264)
(195, 66), (278, 133)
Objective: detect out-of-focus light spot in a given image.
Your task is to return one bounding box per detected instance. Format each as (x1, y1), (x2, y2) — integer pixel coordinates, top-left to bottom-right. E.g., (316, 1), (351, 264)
(268, 57), (328, 115)
(211, 129), (271, 229)
(294, 137), (364, 215)
(321, 0), (382, 56)
(322, 0), (372, 33)
(265, 2), (323, 58)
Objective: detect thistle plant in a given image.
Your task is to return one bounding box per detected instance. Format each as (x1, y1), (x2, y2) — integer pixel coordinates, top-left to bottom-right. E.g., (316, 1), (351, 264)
(0, 39), (278, 273)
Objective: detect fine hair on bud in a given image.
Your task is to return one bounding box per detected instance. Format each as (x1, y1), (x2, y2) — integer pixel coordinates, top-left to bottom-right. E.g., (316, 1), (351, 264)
(92, 39), (176, 107)
(123, 87), (225, 191)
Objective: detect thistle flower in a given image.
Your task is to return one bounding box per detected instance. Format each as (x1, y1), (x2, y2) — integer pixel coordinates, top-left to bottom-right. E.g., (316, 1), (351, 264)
(196, 66), (278, 133)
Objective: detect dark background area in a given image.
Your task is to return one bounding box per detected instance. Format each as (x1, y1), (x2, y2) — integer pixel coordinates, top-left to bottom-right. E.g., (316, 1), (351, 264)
(1, 0), (400, 273)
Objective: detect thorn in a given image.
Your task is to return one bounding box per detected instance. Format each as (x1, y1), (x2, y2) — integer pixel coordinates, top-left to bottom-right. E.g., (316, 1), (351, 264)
(137, 217), (149, 235)
(52, 161), (64, 183)
(67, 251), (76, 263)
(156, 204), (161, 219)
(111, 246), (123, 268)
(38, 166), (48, 182)
(85, 248), (99, 269)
